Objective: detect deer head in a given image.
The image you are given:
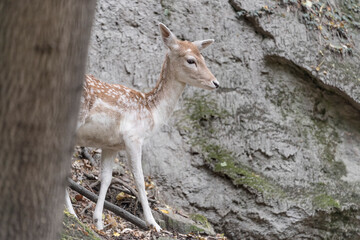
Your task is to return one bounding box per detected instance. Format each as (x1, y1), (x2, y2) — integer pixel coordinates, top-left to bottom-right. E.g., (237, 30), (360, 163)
(159, 23), (219, 90)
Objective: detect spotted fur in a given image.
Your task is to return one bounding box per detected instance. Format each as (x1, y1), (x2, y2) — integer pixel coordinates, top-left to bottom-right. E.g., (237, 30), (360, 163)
(69, 23), (218, 232)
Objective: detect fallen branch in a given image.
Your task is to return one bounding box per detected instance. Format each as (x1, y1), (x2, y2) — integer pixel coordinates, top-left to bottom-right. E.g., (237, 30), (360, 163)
(112, 177), (139, 198)
(80, 202), (93, 215)
(110, 185), (132, 195)
(83, 172), (97, 180)
(89, 180), (100, 189)
(112, 177), (157, 203)
(81, 147), (96, 166)
(67, 178), (149, 230)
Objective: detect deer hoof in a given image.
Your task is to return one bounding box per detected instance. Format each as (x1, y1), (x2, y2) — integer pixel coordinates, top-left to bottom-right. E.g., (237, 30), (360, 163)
(93, 217), (104, 230)
(149, 222), (162, 232)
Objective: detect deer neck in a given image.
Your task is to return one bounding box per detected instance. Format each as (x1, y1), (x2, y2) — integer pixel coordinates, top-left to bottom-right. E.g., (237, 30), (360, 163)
(146, 54), (186, 128)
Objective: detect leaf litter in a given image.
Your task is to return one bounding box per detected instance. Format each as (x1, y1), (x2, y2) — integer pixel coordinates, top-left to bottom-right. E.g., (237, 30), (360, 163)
(68, 147), (227, 240)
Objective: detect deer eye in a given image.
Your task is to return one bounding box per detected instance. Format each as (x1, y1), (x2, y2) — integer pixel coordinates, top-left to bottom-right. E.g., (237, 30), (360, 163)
(187, 59), (195, 64)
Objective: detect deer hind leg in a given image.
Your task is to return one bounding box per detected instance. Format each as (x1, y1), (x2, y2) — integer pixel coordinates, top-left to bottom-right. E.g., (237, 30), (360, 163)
(125, 137), (161, 232)
(65, 189), (77, 217)
(93, 149), (117, 230)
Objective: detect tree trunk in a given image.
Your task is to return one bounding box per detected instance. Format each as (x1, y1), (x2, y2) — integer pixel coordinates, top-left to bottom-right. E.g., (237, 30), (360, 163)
(0, 1), (96, 239)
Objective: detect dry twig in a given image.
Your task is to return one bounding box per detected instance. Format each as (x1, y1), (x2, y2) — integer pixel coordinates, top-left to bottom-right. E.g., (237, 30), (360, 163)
(80, 202), (93, 215)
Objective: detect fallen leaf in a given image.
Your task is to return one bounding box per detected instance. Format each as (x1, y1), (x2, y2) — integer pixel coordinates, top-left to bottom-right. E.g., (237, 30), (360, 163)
(113, 232), (120, 237)
(160, 209), (169, 214)
(145, 181), (155, 190)
(106, 215), (118, 228)
(75, 194), (83, 201)
(116, 192), (132, 201)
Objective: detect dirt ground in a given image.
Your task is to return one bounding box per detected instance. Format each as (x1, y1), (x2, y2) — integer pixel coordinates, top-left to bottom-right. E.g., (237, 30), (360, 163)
(67, 147), (226, 240)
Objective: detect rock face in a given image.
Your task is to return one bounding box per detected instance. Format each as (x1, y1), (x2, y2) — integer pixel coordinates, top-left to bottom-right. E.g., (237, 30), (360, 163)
(61, 212), (101, 240)
(87, 0), (360, 239)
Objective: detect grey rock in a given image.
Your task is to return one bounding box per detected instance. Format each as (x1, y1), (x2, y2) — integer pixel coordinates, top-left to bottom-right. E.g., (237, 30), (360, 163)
(87, 0), (360, 239)
(153, 208), (215, 235)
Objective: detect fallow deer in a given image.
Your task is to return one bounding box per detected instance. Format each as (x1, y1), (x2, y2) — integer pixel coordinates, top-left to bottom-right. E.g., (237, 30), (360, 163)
(67, 23), (219, 231)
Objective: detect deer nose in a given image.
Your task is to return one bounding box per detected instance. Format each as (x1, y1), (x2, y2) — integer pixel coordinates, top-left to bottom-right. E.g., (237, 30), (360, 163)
(213, 80), (219, 88)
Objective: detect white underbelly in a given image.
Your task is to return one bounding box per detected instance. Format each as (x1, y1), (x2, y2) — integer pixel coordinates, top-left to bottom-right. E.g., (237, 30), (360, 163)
(76, 112), (125, 150)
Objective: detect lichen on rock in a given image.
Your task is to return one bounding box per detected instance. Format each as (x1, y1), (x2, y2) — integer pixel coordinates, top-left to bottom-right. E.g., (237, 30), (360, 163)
(86, 0), (360, 238)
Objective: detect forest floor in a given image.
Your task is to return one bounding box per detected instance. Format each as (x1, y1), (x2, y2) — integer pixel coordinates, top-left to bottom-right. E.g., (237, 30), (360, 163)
(67, 147), (226, 240)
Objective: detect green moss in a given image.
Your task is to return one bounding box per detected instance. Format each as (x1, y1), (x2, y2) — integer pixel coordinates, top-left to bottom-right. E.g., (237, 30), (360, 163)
(313, 194), (340, 209)
(190, 214), (212, 230)
(188, 224), (207, 233)
(184, 93), (230, 130)
(160, 210), (213, 235)
(181, 93), (284, 198)
(199, 141), (284, 197)
(200, 143), (233, 163)
(215, 154), (281, 194)
(61, 211), (100, 240)
(311, 112), (346, 179)
(160, 0), (175, 17)
(328, 161), (347, 179)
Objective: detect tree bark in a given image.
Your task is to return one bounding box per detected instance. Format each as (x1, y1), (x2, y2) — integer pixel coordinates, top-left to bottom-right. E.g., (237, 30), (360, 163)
(0, 1), (96, 239)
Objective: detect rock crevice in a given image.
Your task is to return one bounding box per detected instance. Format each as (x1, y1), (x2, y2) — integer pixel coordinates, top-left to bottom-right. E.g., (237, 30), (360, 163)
(86, 0), (360, 238)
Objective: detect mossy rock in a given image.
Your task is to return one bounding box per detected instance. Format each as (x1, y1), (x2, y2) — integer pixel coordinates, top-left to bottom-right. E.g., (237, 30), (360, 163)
(182, 93), (285, 198)
(190, 214), (213, 230)
(313, 194), (341, 210)
(61, 211), (101, 240)
(154, 208), (215, 235)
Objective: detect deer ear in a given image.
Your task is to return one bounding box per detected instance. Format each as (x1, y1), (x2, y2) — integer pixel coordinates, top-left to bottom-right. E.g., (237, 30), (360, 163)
(159, 23), (179, 50)
(193, 39), (214, 51)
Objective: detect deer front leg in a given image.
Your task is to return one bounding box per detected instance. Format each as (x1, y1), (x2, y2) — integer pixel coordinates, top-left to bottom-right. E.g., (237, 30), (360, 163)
(93, 149), (117, 230)
(125, 137), (161, 232)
